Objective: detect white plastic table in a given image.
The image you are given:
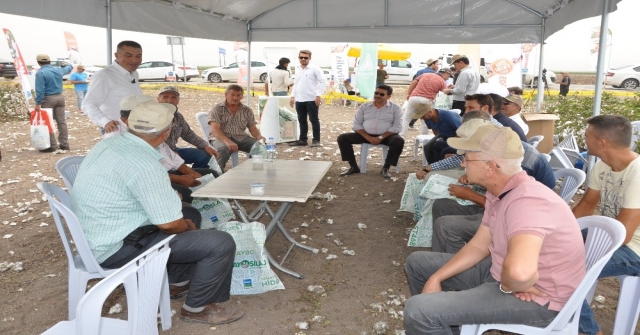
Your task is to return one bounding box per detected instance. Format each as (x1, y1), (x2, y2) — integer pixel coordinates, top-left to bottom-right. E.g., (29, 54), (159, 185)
(192, 159), (332, 279)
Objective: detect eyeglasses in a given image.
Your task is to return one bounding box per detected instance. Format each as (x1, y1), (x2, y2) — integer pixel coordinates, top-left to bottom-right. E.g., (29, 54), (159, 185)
(298, 56), (309, 60)
(462, 153), (501, 168)
(374, 92), (386, 96)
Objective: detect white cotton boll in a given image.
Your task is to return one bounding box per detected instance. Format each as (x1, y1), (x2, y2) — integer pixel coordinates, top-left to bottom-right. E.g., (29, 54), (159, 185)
(108, 303), (123, 314)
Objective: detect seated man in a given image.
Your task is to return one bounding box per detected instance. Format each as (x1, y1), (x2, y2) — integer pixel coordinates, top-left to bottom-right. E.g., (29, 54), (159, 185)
(573, 115), (640, 335)
(157, 86), (219, 169)
(337, 85), (403, 178)
(209, 84), (266, 170)
(502, 94), (529, 135)
(415, 107), (462, 164)
(404, 125), (585, 334)
(71, 100), (244, 325)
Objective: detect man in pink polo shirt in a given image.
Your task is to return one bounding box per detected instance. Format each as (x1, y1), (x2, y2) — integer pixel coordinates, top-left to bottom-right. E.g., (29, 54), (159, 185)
(403, 72), (448, 134)
(403, 125), (585, 335)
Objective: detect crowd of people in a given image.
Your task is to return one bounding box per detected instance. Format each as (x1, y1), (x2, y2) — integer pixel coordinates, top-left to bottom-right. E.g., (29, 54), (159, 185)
(33, 41), (639, 334)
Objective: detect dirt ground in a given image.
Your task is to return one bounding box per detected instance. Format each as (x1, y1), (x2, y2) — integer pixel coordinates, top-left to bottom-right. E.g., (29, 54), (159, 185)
(0, 83), (630, 335)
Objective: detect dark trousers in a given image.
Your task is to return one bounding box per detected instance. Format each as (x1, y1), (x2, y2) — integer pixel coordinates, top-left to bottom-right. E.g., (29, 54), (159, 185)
(423, 135), (443, 164)
(40, 94), (68, 149)
(337, 132), (405, 167)
(452, 100), (466, 116)
(432, 139), (452, 163)
(295, 101), (320, 142)
(169, 168), (218, 203)
(100, 229), (236, 308)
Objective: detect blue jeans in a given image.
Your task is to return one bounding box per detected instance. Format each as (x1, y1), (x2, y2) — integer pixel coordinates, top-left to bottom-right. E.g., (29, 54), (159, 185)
(75, 90), (86, 109)
(295, 101), (320, 142)
(272, 91), (288, 96)
(175, 147), (212, 169)
(579, 230), (640, 335)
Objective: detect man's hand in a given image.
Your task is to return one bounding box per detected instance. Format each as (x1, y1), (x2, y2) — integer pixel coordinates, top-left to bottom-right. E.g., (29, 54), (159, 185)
(513, 286), (547, 302)
(368, 136), (382, 145)
(315, 96), (322, 107)
(458, 174), (469, 185)
(34, 104), (41, 112)
(184, 219), (197, 231)
(103, 120), (120, 133)
(204, 146), (219, 158)
(186, 169), (202, 179)
(289, 97), (295, 108)
(443, 88), (452, 95)
(448, 184), (476, 200)
(225, 140), (239, 152)
(416, 166), (430, 180)
(421, 278), (443, 294)
(176, 175), (201, 187)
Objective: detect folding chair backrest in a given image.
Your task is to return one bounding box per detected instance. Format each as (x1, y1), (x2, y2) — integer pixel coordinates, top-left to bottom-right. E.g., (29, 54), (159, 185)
(75, 235), (173, 335)
(196, 112), (211, 139)
(557, 132), (580, 153)
(631, 121), (640, 151)
(526, 135), (544, 149)
(549, 147), (574, 170)
(55, 156), (85, 192)
(553, 168), (586, 204)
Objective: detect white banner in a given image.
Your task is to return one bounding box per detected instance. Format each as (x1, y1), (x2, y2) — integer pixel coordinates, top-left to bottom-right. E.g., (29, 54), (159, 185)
(330, 44), (349, 87)
(480, 44), (522, 88)
(521, 43), (539, 76)
(590, 27), (612, 71)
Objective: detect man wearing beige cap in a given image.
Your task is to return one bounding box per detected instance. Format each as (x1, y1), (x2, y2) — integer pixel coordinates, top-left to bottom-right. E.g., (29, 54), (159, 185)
(443, 54), (480, 115)
(413, 58), (439, 80)
(403, 124), (585, 335)
(34, 53), (73, 152)
(72, 99), (244, 326)
(69, 65), (89, 113)
(502, 94), (528, 135)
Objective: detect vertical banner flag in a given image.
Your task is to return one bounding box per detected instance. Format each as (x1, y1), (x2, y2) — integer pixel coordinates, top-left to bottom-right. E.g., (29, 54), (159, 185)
(590, 27), (612, 72)
(521, 43), (539, 76)
(63, 31), (82, 65)
(331, 44), (349, 87)
(3, 28), (32, 101)
(480, 44), (522, 88)
(233, 41), (251, 86)
(356, 43), (377, 100)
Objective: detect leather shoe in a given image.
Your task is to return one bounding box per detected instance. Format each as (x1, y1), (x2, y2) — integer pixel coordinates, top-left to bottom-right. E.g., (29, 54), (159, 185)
(39, 147), (57, 153)
(340, 166), (360, 176)
(180, 303), (244, 325)
(59, 145), (70, 151)
(169, 283), (190, 299)
(380, 167), (392, 178)
(288, 140), (308, 146)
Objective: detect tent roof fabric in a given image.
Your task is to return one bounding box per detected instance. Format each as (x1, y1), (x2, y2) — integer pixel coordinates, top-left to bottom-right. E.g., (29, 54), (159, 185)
(0, 0), (622, 43)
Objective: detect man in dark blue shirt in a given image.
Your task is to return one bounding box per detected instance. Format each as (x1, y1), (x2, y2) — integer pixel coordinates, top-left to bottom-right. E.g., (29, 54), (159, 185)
(464, 94), (526, 142)
(417, 108), (462, 164)
(412, 58), (439, 80)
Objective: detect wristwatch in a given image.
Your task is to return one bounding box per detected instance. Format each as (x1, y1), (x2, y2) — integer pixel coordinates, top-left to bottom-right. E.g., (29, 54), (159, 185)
(499, 283), (514, 294)
(378, 135), (384, 140)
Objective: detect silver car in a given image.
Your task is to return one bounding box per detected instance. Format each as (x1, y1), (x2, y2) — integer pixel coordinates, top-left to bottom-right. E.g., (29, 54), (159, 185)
(202, 61), (270, 83)
(137, 61), (200, 82)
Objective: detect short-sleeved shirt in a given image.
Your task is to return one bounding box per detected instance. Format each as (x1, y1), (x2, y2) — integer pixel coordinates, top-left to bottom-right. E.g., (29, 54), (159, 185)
(410, 73), (447, 101)
(69, 71), (89, 91)
(482, 171), (585, 312)
(376, 69), (387, 83)
(589, 157), (640, 256)
(423, 109), (462, 139)
(351, 101), (403, 135)
(208, 101), (257, 142)
(71, 132), (182, 263)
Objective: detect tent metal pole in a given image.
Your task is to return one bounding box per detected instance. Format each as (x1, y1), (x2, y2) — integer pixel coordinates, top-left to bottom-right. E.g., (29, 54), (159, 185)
(535, 18), (545, 112)
(587, 0), (611, 172)
(106, 0), (112, 64)
(246, 22), (252, 105)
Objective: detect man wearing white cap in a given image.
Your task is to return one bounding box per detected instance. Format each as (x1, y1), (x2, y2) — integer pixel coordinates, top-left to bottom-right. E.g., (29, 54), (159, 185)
(443, 54), (480, 115)
(412, 58), (439, 80)
(72, 100), (244, 326)
(403, 125), (585, 335)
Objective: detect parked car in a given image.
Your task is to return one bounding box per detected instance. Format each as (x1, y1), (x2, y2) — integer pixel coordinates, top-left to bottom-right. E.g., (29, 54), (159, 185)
(0, 58), (17, 79)
(376, 59), (426, 84)
(605, 64), (640, 89)
(202, 61), (271, 83)
(137, 61), (199, 82)
(523, 70), (556, 87)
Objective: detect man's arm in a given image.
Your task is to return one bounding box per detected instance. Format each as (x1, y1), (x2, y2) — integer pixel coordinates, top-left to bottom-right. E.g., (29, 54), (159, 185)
(449, 71), (470, 96)
(422, 225), (493, 293)
(501, 234), (543, 293)
(616, 208), (640, 244)
(572, 188), (599, 219)
(34, 72), (45, 109)
(83, 71), (115, 128)
(406, 79), (419, 99)
(210, 122), (238, 152)
(179, 119), (211, 150)
(248, 124), (266, 143)
(156, 217), (197, 234)
(315, 66), (328, 96)
(448, 185), (486, 207)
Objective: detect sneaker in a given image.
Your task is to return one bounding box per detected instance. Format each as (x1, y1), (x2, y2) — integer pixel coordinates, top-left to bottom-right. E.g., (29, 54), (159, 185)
(180, 303), (244, 325)
(380, 167), (392, 178)
(310, 141), (321, 148)
(39, 147), (57, 153)
(59, 145), (70, 151)
(288, 140), (308, 147)
(169, 283), (190, 299)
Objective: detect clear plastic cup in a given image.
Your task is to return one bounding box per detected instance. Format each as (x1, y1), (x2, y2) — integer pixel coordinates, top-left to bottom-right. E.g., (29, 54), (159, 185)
(252, 154), (264, 170)
(250, 182), (265, 195)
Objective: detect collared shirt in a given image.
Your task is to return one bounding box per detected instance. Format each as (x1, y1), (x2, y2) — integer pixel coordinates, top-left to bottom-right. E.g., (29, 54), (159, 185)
(413, 67), (436, 80)
(450, 66), (480, 101)
(509, 113), (529, 135)
(34, 64), (73, 104)
(165, 111), (210, 150)
(410, 73), (447, 100)
(208, 101), (257, 142)
(482, 171), (585, 312)
(352, 101), (403, 135)
(83, 61), (142, 128)
(71, 132), (182, 263)
(69, 71), (89, 91)
(291, 63), (328, 102)
(269, 68), (293, 93)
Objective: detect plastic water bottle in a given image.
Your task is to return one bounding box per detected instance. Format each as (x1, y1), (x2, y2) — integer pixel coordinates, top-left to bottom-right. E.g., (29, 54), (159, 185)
(266, 137), (276, 162)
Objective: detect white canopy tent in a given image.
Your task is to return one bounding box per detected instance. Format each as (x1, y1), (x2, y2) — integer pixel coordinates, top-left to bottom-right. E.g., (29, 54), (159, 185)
(0, 0), (621, 114)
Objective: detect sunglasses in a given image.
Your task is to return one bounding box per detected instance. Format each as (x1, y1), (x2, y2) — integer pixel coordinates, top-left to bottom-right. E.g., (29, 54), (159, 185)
(298, 56), (309, 60)
(374, 92), (386, 96)
(503, 101), (511, 105)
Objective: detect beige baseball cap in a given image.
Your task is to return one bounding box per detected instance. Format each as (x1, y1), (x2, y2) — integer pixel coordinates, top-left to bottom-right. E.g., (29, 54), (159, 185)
(504, 94), (524, 107)
(456, 119), (493, 139)
(450, 54), (466, 63)
(77, 65), (85, 70)
(158, 85), (180, 97)
(128, 101), (176, 133)
(447, 124), (524, 159)
(119, 94), (154, 111)
(426, 58), (437, 66)
(36, 54), (50, 62)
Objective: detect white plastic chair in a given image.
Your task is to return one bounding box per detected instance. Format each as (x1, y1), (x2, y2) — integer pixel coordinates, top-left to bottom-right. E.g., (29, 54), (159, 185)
(553, 168), (587, 204)
(359, 143), (400, 173)
(541, 153), (551, 162)
(557, 132), (580, 154)
(527, 135), (544, 149)
(460, 215), (626, 335)
(55, 156), (85, 192)
(37, 182), (172, 330)
(630, 120), (640, 152)
(564, 150), (589, 172)
(612, 275), (640, 335)
(41, 235), (174, 335)
(196, 111), (238, 167)
(549, 147), (574, 170)
(413, 134), (435, 166)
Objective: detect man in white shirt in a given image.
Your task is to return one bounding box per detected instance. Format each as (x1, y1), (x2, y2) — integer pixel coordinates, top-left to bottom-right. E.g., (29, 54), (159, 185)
(502, 94), (529, 135)
(265, 57), (292, 96)
(289, 50), (328, 148)
(442, 54), (480, 116)
(83, 40), (143, 133)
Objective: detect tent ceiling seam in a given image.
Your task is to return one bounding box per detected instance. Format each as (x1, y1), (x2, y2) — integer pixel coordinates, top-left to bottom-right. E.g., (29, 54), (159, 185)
(503, 0), (542, 17)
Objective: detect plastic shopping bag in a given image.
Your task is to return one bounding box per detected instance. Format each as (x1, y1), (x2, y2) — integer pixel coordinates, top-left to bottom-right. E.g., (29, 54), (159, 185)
(191, 197), (235, 229)
(207, 155), (223, 175)
(434, 92), (452, 110)
(249, 140), (267, 157)
(30, 110), (51, 150)
(398, 173), (427, 213)
(217, 221), (285, 295)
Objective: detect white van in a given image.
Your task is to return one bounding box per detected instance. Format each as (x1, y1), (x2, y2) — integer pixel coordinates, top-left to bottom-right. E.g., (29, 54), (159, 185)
(376, 59), (426, 84)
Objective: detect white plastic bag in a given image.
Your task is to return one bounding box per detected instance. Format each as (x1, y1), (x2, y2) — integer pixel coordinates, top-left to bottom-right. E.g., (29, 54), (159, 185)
(217, 221), (285, 295)
(398, 173), (427, 213)
(434, 92), (452, 110)
(30, 111), (50, 150)
(207, 154), (223, 175)
(250, 140), (267, 157)
(191, 197), (235, 229)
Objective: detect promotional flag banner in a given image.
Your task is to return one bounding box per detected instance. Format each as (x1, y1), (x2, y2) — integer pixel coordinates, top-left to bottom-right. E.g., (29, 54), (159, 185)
(521, 43), (539, 76)
(356, 43), (377, 100)
(63, 31), (82, 64)
(3, 28), (32, 101)
(234, 41), (252, 86)
(331, 44), (349, 87)
(480, 44), (522, 88)
(590, 27), (612, 71)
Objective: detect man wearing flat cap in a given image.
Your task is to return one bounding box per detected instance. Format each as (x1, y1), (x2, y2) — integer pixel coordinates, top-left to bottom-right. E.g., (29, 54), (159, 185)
(34, 53), (73, 152)
(73, 100), (244, 326)
(502, 94), (528, 135)
(403, 125), (585, 335)
(443, 54), (480, 115)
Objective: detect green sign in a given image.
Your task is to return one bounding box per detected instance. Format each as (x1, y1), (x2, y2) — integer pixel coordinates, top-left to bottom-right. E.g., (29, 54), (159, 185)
(356, 43), (378, 100)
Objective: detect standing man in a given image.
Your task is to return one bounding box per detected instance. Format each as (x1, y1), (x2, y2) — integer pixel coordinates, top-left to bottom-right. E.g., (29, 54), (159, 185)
(265, 57), (292, 96)
(289, 50), (328, 148)
(572, 115), (640, 335)
(413, 58), (439, 80)
(404, 72), (448, 133)
(69, 65), (88, 114)
(337, 85), (404, 178)
(156, 86), (219, 169)
(559, 72), (571, 97)
(443, 54), (480, 115)
(83, 40), (143, 133)
(34, 54), (73, 152)
(376, 62), (388, 87)
(209, 85), (266, 170)
(438, 68), (453, 86)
